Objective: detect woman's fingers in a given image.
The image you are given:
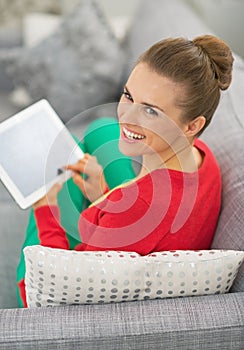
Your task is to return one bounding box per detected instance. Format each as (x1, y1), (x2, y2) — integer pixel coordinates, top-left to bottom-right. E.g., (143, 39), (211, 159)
(66, 154), (90, 173)
(64, 153), (107, 202)
(73, 173), (85, 190)
(73, 173), (92, 198)
(66, 162), (85, 173)
(66, 154), (100, 177)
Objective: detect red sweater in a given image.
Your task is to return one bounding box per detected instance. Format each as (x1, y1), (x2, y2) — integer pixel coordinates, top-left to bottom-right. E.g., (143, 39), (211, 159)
(35, 139), (221, 255)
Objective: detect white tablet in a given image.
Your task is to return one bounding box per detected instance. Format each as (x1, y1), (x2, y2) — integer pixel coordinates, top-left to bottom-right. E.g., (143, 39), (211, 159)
(0, 99), (84, 209)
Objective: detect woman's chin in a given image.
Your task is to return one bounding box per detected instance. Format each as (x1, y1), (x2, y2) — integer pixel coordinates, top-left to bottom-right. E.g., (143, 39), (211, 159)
(118, 138), (146, 157)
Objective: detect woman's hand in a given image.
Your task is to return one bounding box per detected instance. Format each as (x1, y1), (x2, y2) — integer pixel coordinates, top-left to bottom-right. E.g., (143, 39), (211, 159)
(33, 183), (63, 209)
(66, 153), (108, 203)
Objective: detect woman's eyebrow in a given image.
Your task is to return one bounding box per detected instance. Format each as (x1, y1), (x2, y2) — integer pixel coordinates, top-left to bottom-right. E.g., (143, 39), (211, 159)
(124, 85), (166, 113)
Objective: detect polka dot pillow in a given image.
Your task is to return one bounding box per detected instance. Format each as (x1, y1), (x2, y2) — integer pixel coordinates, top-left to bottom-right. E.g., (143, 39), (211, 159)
(23, 246), (244, 308)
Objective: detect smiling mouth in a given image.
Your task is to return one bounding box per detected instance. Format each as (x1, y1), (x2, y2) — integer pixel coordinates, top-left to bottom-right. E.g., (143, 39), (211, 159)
(122, 126), (146, 140)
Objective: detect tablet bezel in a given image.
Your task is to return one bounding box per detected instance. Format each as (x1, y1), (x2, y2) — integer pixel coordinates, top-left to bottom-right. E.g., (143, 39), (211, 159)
(0, 99), (84, 209)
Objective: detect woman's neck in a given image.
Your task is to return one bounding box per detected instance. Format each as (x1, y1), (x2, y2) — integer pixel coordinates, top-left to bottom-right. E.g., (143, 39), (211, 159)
(138, 142), (201, 178)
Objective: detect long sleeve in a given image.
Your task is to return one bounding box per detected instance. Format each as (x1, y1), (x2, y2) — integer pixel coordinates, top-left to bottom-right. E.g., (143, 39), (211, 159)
(34, 205), (69, 249)
(77, 184), (168, 255)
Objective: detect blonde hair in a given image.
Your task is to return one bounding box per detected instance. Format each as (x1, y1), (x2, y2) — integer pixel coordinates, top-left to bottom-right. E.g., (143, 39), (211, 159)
(137, 35), (234, 135)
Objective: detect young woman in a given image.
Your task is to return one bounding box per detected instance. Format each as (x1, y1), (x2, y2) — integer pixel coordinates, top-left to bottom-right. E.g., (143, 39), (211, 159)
(17, 34), (234, 307)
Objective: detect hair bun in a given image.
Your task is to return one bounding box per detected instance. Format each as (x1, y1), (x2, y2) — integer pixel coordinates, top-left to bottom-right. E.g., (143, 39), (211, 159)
(192, 34), (234, 90)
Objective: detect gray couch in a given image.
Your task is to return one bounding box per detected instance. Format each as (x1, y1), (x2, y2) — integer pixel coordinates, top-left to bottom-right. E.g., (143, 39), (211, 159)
(0, 0), (243, 349)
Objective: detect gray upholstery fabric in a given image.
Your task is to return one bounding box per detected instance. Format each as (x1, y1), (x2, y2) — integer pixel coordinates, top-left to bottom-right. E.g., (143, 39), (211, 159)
(0, 0), (243, 348)
(201, 61), (244, 292)
(0, 183), (28, 308)
(7, 0), (125, 122)
(0, 293), (243, 350)
(122, 0), (212, 79)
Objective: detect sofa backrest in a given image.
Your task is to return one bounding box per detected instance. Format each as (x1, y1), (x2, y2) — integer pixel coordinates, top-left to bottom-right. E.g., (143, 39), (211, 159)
(124, 0), (244, 291)
(202, 58), (244, 291)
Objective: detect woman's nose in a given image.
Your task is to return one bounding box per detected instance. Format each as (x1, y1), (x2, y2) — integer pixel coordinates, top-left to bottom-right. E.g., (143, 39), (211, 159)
(117, 102), (139, 124)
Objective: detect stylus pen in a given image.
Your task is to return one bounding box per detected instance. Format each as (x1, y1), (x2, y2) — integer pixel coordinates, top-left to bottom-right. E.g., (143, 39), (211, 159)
(57, 168), (64, 175)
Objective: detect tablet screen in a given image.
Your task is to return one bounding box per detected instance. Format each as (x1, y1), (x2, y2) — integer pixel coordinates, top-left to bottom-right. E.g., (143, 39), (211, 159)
(0, 100), (84, 208)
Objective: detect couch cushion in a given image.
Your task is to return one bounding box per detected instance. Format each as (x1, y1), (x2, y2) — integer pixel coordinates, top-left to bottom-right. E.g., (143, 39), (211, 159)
(24, 246), (243, 307)
(7, 0), (125, 122)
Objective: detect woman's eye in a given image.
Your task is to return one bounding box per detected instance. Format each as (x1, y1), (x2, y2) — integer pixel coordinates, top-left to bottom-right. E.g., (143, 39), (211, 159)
(145, 106), (158, 116)
(122, 91), (133, 102)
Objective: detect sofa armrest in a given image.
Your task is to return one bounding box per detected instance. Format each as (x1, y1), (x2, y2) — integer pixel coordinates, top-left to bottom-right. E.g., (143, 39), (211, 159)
(0, 292), (243, 350)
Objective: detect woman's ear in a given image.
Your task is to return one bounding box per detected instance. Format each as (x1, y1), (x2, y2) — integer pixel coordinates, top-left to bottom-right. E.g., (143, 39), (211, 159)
(184, 116), (206, 137)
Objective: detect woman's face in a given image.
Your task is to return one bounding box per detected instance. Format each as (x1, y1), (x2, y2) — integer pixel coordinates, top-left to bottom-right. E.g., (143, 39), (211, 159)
(117, 63), (188, 157)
